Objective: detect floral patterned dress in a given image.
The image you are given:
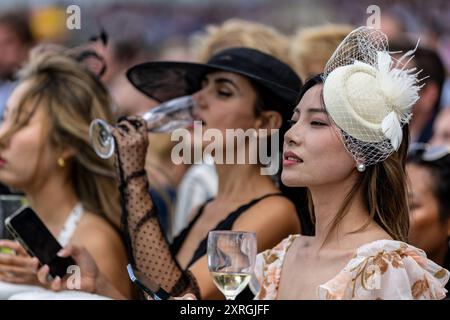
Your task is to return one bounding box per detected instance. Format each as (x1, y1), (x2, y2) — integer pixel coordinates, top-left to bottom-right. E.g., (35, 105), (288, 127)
(250, 235), (449, 300)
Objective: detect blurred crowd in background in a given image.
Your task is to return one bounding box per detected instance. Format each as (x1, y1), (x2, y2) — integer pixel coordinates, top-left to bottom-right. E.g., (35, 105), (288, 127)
(0, 0), (449, 117)
(0, 0), (449, 118)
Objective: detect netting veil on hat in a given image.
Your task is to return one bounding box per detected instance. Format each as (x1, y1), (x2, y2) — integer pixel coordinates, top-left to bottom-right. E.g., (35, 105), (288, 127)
(322, 26), (423, 168)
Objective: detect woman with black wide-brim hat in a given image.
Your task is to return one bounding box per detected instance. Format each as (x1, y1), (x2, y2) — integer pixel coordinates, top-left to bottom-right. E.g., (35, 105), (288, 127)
(37, 47), (310, 299)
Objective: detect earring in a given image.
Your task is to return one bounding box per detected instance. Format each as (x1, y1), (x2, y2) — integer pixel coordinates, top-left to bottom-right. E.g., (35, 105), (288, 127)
(57, 158), (65, 168)
(356, 163), (366, 172)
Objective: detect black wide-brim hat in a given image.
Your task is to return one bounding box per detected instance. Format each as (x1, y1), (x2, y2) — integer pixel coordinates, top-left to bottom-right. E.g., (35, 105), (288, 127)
(126, 47), (302, 119)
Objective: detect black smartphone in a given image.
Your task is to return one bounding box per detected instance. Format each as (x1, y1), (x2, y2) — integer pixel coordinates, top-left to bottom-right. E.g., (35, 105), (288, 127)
(126, 264), (171, 300)
(4, 206), (76, 279)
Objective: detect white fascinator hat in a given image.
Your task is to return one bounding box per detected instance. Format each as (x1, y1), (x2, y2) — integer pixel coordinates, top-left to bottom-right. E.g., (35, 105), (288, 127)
(322, 26), (423, 171)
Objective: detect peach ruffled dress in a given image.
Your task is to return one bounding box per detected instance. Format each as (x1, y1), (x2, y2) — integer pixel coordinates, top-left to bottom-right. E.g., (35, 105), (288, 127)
(251, 235), (449, 300)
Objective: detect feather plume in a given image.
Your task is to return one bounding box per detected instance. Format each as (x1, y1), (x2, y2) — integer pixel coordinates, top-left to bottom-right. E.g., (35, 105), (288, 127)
(376, 51), (420, 123)
(381, 111), (402, 151)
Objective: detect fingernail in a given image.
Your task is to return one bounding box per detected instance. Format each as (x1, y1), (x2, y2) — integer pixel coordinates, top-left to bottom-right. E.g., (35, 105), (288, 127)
(57, 249), (64, 257)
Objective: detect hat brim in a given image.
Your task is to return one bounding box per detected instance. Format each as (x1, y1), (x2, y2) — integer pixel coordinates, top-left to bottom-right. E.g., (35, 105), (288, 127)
(126, 61), (300, 107)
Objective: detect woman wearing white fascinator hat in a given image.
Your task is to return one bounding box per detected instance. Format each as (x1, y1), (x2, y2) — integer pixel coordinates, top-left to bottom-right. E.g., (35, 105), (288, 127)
(248, 26), (450, 300)
(322, 26), (423, 171)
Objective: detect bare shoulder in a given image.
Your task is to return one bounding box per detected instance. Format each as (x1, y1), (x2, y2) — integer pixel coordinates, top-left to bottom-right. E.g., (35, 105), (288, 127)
(239, 195), (297, 222)
(233, 195), (300, 234)
(292, 234), (313, 247)
(257, 195), (297, 212)
(76, 211), (117, 235)
(345, 224), (393, 249)
(71, 211), (123, 250)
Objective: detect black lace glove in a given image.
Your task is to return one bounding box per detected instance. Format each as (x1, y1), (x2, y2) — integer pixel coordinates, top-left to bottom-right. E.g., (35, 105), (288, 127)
(111, 116), (201, 299)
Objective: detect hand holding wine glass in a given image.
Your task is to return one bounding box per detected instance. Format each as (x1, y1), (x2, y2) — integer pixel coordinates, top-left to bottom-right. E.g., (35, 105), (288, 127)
(207, 231), (256, 300)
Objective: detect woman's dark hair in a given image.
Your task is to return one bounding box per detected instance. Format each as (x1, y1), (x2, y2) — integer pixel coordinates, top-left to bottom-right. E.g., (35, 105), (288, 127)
(250, 80), (314, 236)
(277, 75), (323, 236)
(407, 152), (450, 223)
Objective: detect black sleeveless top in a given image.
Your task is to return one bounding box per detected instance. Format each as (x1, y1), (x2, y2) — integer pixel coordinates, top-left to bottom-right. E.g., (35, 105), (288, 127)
(170, 192), (284, 268)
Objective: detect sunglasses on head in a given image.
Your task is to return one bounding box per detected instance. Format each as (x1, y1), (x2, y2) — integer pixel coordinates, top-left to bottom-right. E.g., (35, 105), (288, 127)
(408, 143), (450, 162)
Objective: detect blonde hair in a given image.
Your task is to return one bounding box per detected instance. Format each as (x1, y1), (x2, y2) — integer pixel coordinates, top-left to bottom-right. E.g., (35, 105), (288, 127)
(0, 50), (121, 228)
(192, 18), (294, 67)
(290, 24), (353, 80)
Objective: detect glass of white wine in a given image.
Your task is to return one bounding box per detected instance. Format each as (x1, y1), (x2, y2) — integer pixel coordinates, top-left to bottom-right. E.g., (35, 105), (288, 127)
(207, 230), (256, 300)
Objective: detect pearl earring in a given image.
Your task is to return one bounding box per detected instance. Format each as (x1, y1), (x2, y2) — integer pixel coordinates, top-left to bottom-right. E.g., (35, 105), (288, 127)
(356, 163), (366, 172)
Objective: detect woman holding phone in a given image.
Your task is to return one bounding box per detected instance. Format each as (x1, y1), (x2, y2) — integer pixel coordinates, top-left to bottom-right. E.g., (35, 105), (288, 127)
(0, 49), (131, 298)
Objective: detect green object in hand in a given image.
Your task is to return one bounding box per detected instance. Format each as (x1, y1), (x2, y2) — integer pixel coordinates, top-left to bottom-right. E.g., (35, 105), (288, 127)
(0, 247), (14, 255)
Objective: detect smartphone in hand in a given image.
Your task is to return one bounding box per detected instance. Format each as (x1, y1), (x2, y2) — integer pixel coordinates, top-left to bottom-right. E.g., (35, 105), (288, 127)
(4, 206), (76, 279)
(127, 264), (171, 300)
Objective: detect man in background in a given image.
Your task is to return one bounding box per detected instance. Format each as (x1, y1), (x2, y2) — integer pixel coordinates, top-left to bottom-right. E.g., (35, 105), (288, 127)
(0, 11), (35, 122)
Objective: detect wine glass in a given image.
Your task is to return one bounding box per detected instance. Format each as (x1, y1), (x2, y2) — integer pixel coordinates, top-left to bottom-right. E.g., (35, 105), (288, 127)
(89, 95), (196, 159)
(207, 231), (257, 300)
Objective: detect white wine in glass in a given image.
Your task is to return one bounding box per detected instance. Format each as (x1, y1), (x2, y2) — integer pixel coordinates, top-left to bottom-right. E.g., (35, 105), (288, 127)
(210, 272), (252, 299)
(207, 231), (256, 300)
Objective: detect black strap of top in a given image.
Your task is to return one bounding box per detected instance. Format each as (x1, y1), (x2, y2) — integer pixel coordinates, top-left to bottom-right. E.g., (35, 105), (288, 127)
(170, 198), (214, 255)
(187, 192), (284, 268)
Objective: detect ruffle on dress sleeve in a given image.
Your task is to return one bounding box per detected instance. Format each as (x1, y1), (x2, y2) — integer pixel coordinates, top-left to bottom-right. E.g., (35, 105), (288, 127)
(317, 240), (449, 300)
(252, 234), (298, 300)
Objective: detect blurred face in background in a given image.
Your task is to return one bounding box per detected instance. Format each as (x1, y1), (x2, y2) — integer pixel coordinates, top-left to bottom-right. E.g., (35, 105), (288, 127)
(0, 24), (29, 79)
(407, 163), (450, 262)
(430, 108), (450, 146)
(0, 80), (65, 192)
